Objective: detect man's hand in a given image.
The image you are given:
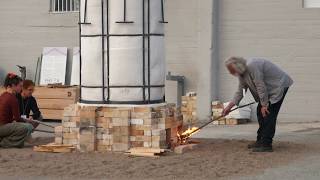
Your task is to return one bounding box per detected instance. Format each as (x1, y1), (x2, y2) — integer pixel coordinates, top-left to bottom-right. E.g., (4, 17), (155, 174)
(222, 102), (235, 117)
(26, 119), (39, 129)
(261, 105), (270, 118)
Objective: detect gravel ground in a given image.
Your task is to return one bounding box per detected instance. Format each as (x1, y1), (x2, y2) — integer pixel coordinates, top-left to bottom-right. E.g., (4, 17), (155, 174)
(0, 137), (312, 180)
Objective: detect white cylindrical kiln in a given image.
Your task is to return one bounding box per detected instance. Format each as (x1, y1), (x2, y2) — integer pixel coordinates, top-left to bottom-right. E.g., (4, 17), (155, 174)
(79, 0), (167, 104)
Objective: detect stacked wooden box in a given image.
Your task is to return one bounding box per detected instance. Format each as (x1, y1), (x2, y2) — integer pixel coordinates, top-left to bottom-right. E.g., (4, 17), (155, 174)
(34, 86), (79, 120)
(55, 103), (183, 152)
(181, 95), (197, 126)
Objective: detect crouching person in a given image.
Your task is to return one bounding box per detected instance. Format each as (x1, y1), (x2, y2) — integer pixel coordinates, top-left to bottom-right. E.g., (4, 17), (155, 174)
(16, 79), (42, 126)
(0, 73), (35, 148)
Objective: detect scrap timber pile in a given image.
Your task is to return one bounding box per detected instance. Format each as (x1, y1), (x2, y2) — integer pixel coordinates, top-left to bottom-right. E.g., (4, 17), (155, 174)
(54, 103), (183, 153)
(212, 101), (250, 125)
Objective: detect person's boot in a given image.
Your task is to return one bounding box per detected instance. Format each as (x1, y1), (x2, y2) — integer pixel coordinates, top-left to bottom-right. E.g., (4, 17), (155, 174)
(247, 141), (262, 149)
(252, 144), (273, 152)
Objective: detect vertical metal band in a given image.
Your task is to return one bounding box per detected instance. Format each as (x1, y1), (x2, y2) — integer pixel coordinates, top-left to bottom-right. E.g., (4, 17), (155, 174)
(124, 0), (127, 21)
(159, 0), (168, 23)
(147, 0), (151, 103)
(84, 0), (88, 22)
(142, 0), (146, 102)
(101, 0), (106, 102)
(106, 0), (111, 101)
(79, 0), (82, 101)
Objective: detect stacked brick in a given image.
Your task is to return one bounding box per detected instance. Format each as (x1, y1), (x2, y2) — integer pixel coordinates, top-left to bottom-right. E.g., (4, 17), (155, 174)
(55, 103), (183, 152)
(181, 95), (197, 126)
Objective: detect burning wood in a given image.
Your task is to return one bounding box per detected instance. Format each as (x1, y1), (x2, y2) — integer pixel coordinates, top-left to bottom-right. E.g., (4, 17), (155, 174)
(177, 127), (199, 144)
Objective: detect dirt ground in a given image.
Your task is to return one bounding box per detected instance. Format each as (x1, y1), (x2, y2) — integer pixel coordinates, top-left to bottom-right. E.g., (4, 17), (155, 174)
(0, 137), (313, 180)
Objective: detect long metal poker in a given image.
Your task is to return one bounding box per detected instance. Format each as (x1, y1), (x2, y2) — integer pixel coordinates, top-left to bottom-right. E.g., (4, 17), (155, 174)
(185, 102), (256, 136)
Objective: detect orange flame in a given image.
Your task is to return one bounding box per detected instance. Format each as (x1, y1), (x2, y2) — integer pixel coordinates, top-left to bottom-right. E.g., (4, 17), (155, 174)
(177, 127), (198, 144)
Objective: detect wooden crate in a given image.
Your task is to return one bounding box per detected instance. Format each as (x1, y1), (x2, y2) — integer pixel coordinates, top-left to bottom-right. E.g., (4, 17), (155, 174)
(0, 86), (79, 120)
(35, 86), (79, 120)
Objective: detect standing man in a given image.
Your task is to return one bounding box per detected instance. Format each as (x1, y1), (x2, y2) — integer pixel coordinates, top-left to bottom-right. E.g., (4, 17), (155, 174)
(222, 57), (293, 152)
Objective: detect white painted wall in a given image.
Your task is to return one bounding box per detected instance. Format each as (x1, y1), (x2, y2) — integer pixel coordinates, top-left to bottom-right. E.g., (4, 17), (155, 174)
(165, 0), (215, 121)
(0, 0), (78, 84)
(218, 0), (320, 122)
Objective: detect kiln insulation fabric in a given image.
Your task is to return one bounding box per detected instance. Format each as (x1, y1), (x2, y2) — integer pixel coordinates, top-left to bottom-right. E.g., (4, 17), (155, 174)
(80, 0), (165, 103)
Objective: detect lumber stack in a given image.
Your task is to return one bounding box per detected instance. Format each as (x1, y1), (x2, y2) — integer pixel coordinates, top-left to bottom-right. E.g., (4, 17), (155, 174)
(34, 86), (79, 120)
(181, 93), (197, 126)
(57, 103), (183, 152)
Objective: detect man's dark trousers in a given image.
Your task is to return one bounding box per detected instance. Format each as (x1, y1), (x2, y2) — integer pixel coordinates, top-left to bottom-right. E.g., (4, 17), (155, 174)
(256, 88), (289, 146)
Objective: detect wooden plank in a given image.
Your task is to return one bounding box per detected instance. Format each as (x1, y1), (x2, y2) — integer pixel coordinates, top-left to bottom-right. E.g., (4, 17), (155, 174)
(125, 152), (160, 158)
(33, 86), (79, 100)
(37, 99), (75, 110)
(33, 143), (75, 153)
(128, 147), (166, 154)
(41, 109), (63, 120)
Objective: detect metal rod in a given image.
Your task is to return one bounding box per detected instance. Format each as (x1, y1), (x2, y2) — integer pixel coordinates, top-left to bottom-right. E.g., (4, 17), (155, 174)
(101, 0), (106, 102)
(124, 0), (126, 21)
(84, 0), (88, 22)
(80, 85), (165, 88)
(79, 0), (82, 102)
(189, 102), (256, 135)
(147, 0), (151, 103)
(31, 120), (55, 128)
(106, 0), (110, 101)
(161, 0), (164, 21)
(80, 33), (164, 37)
(159, 0), (168, 23)
(79, 99), (164, 105)
(34, 129), (54, 134)
(142, 0), (146, 102)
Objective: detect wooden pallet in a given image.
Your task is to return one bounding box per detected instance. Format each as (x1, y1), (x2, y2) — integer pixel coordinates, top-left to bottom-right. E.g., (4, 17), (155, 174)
(125, 148), (169, 158)
(33, 143), (75, 153)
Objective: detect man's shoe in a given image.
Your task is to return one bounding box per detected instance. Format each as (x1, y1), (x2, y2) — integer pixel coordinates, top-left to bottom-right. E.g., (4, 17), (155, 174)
(247, 141), (262, 149)
(252, 145), (273, 152)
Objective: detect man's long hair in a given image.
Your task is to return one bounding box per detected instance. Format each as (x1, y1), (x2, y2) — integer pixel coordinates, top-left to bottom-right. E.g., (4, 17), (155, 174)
(225, 57), (247, 74)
